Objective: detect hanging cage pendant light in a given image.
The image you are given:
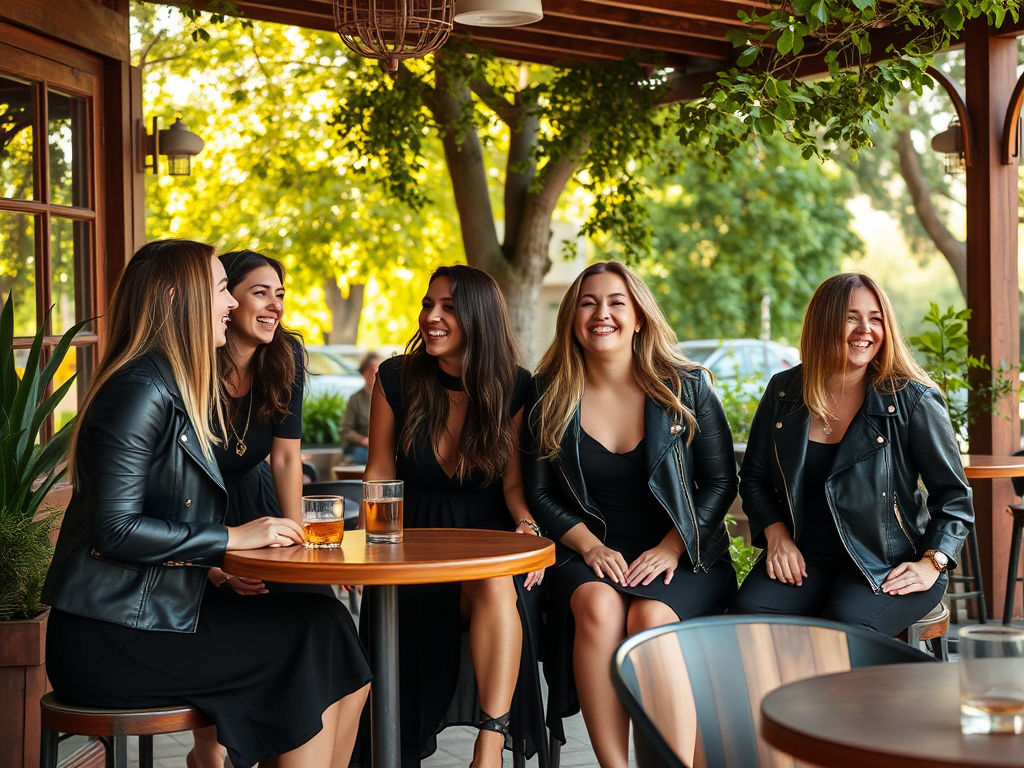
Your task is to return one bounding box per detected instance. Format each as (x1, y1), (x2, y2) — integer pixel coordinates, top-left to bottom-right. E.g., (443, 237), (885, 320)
(333, 0), (454, 73)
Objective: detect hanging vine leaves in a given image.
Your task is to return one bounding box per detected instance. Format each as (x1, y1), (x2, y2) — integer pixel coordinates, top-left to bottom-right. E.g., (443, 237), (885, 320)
(679, 0), (1020, 160)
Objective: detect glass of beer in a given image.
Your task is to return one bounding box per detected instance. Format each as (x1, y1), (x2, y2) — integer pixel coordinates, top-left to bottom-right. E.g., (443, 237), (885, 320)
(959, 625), (1024, 734)
(301, 495), (345, 548)
(363, 480), (403, 544)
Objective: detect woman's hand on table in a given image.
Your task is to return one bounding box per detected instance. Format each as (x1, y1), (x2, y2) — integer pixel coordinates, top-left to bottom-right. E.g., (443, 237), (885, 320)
(581, 544), (629, 584)
(207, 567), (267, 595)
(515, 518), (545, 590)
(881, 559), (942, 595)
(625, 544), (681, 587)
(764, 522), (807, 586)
(227, 516), (305, 550)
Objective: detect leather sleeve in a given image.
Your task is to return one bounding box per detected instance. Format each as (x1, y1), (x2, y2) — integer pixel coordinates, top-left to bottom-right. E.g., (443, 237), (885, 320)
(688, 372), (739, 538)
(910, 386), (974, 564)
(83, 374), (229, 566)
(521, 383), (586, 543)
(739, 374), (791, 549)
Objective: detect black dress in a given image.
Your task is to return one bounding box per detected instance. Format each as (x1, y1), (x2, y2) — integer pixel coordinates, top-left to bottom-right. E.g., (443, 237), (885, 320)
(545, 429), (737, 742)
(363, 355), (546, 767)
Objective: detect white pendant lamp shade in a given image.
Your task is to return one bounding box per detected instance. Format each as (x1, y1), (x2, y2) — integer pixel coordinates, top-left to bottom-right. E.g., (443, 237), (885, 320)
(455, 0), (542, 27)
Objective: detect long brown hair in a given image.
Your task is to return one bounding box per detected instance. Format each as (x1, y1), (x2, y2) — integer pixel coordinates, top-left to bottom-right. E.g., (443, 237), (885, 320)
(533, 261), (702, 459)
(399, 265), (520, 485)
(217, 250), (304, 424)
(70, 240), (224, 484)
(801, 272), (935, 423)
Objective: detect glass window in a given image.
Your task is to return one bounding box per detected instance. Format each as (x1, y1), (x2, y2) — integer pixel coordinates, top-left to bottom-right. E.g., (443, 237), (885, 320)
(0, 210), (37, 335)
(48, 91), (89, 208)
(49, 217), (90, 334)
(0, 75), (36, 201)
(52, 345), (87, 430)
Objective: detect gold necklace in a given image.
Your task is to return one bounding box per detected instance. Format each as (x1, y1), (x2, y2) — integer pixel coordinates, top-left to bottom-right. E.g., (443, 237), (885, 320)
(820, 389), (848, 437)
(448, 391), (466, 411)
(230, 389), (253, 456)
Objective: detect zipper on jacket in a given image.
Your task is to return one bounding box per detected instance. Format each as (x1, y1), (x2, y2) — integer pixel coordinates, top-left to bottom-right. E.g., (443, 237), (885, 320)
(893, 496), (917, 554)
(824, 487), (881, 593)
(772, 440), (798, 536)
(555, 461), (607, 541)
(672, 443), (702, 571)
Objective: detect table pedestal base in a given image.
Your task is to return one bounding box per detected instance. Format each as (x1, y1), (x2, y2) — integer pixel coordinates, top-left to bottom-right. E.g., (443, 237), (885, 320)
(368, 585), (400, 768)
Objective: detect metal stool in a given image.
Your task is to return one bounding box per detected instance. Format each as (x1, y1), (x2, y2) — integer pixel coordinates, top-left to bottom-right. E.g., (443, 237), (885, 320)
(1000, 454), (1024, 625)
(39, 692), (212, 768)
(902, 602), (950, 660)
(948, 527), (988, 624)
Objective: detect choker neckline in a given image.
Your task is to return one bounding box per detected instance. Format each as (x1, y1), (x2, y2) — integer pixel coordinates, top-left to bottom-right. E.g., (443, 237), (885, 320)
(438, 367), (463, 392)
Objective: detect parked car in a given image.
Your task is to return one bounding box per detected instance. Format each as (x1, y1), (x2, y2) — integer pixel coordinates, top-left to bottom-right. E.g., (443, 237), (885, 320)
(304, 347), (364, 399)
(678, 339), (800, 391)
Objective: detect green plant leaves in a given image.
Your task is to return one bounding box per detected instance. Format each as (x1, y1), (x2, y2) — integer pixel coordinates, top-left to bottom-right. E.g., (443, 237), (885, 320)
(301, 390), (348, 445)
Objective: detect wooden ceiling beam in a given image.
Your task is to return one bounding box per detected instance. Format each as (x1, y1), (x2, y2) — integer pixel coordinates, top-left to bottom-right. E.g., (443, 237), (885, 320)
(539, 0), (751, 41)
(463, 29), (708, 66)
(580, 0), (769, 22)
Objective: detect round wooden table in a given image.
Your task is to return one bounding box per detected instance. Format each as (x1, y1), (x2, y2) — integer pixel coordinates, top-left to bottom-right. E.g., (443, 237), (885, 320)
(962, 454), (1024, 479)
(223, 529), (554, 768)
(761, 663), (1024, 768)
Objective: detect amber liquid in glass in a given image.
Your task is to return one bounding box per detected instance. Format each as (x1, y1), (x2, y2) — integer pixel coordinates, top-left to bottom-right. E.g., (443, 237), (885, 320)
(365, 498), (403, 543)
(302, 520), (345, 548)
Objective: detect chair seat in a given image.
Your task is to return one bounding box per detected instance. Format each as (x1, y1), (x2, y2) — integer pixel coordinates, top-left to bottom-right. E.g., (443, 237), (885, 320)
(1008, 503), (1024, 521)
(40, 691), (212, 737)
(909, 603), (949, 642)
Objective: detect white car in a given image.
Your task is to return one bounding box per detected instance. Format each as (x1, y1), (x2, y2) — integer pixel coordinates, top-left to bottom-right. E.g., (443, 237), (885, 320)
(304, 348), (364, 399)
(678, 339), (800, 391)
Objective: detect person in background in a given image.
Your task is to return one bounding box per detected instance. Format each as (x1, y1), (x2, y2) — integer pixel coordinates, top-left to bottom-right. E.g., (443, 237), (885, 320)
(363, 265), (545, 768)
(731, 272), (973, 635)
(524, 261), (738, 768)
(42, 239), (370, 768)
(341, 352), (381, 464)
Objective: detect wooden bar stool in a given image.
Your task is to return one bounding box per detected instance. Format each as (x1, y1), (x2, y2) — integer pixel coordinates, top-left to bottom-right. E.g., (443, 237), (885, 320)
(948, 527), (988, 624)
(39, 692), (212, 768)
(1003, 504), (1024, 625)
(901, 603), (950, 660)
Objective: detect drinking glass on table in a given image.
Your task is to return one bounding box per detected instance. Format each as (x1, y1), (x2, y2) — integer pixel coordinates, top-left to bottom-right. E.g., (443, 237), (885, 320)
(363, 480), (404, 544)
(959, 625), (1024, 734)
(301, 495), (345, 548)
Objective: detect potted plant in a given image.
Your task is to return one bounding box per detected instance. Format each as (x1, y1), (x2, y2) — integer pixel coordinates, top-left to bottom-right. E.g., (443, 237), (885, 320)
(301, 389), (348, 481)
(1, 295), (87, 768)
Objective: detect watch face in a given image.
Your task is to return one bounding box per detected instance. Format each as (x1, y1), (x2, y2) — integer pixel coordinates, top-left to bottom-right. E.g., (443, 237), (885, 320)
(933, 552), (949, 569)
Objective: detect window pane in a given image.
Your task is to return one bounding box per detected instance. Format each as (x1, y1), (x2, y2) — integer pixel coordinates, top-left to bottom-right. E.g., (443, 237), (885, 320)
(0, 211), (37, 336)
(48, 91), (89, 208)
(0, 76), (36, 201)
(53, 345), (87, 431)
(50, 217), (91, 334)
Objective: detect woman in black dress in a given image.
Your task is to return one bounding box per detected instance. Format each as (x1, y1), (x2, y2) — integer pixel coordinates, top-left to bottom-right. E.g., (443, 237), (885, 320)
(364, 265), (545, 768)
(42, 240), (371, 768)
(524, 262), (737, 768)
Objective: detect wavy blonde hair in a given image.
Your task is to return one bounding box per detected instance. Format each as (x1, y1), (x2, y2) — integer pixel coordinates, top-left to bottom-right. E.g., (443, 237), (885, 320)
(533, 261), (701, 459)
(70, 240), (225, 485)
(801, 272), (935, 424)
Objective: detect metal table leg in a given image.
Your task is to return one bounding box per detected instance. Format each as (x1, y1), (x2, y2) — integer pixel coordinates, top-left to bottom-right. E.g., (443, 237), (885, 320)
(368, 584), (400, 768)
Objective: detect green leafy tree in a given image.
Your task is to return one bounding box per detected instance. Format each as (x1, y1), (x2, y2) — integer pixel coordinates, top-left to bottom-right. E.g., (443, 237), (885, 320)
(631, 135), (861, 343)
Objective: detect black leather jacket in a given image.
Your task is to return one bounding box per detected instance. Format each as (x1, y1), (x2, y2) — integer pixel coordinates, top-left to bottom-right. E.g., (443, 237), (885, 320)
(42, 354), (230, 632)
(740, 366), (973, 592)
(523, 371), (738, 570)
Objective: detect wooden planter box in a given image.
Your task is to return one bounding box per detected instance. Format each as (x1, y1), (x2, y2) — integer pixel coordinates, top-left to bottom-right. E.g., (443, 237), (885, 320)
(0, 609), (48, 768)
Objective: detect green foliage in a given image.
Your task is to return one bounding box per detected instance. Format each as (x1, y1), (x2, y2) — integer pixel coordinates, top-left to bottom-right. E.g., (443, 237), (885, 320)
(634, 134), (860, 342)
(909, 303), (1021, 445)
(726, 515), (762, 585)
(0, 295), (86, 620)
(677, 0), (1019, 161)
(717, 378), (762, 444)
(301, 391), (348, 445)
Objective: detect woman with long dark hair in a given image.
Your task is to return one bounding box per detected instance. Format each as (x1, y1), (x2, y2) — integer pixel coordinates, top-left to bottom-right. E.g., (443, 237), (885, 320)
(363, 265), (545, 768)
(42, 240), (370, 768)
(524, 261), (737, 768)
(732, 273), (973, 634)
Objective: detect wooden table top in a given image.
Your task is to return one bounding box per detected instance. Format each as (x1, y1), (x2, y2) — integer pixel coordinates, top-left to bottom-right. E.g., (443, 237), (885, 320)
(222, 528), (554, 585)
(761, 663), (1024, 768)
(332, 465), (365, 480)
(962, 454), (1024, 479)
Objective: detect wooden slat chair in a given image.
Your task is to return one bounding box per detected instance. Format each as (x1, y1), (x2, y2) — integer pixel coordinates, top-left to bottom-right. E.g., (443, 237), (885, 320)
(611, 616), (936, 768)
(39, 692), (212, 768)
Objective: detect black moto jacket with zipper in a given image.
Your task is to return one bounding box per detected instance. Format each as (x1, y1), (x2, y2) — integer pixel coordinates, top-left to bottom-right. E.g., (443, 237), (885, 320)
(42, 354), (230, 633)
(522, 370), (738, 571)
(739, 365), (973, 592)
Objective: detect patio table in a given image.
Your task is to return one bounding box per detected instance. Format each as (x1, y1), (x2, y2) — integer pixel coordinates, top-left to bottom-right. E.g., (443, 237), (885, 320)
(760, 662), (1024, 767)
(222, 528), (554, 768)
(961, 454), (1024, 479)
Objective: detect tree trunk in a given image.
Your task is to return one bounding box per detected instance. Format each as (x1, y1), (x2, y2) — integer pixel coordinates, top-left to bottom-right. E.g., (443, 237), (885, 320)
(323, 279), (364, 345)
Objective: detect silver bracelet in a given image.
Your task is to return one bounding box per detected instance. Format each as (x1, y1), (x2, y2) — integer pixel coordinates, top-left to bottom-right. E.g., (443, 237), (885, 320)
(516, 519), (542, 536)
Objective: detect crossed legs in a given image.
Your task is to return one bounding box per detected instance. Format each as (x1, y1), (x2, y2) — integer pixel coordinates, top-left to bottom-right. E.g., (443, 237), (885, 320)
(570, 583), (680, 768)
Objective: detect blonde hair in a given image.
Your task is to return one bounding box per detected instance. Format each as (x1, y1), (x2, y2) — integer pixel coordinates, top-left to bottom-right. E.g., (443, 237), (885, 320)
(70, 240), (225, 485)
(801, 272), (935, 423)
(533, 261), (702, 459)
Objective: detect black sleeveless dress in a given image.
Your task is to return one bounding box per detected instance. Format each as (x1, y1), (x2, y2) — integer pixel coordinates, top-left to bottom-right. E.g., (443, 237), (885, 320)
(360, 354), (547, 767)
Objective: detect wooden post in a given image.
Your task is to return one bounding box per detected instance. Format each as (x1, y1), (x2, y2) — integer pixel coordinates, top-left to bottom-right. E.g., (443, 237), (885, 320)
(964, 19), (1021, 620)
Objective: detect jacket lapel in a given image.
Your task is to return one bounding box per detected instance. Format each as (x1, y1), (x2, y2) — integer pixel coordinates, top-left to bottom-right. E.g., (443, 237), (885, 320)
(645, 397), (683, 479)
(831, 385), (896, 476)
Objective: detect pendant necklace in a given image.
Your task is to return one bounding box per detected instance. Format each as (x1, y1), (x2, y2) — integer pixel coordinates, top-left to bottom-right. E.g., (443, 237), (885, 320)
(820, 388), (847, 437)
(231, 388), (253, 457)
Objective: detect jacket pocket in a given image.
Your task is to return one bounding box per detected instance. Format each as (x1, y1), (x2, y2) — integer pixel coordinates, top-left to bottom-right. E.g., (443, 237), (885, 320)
(89, 550), (142, 571)
(892, 495), (917, 554)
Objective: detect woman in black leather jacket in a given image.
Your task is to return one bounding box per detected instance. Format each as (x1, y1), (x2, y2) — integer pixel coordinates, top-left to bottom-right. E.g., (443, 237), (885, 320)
(732, 273), (973, 636)
(524, 262), (737, 768)
(42, 240), (371, 768)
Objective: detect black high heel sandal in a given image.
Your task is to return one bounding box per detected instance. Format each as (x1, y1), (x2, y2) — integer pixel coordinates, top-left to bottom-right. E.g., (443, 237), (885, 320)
(471, 711), (510, 767)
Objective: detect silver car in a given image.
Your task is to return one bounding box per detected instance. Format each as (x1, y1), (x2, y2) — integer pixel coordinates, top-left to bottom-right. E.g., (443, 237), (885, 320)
(678, 338), (800, 391)
(305, 347), (365, 399)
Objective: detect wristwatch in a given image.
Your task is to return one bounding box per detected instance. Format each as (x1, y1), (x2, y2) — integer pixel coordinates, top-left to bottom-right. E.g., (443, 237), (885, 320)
(923, 549), (949, 572)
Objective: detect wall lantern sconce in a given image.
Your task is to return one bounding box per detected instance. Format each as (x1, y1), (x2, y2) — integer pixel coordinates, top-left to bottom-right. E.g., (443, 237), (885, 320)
(455, 0), (543, 26)
(931, 118), (964, 177)
(139, 117), (205, 176)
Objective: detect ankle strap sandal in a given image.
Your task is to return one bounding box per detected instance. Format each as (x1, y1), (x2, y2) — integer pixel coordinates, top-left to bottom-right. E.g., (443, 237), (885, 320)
(477, 710), (511, 735)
